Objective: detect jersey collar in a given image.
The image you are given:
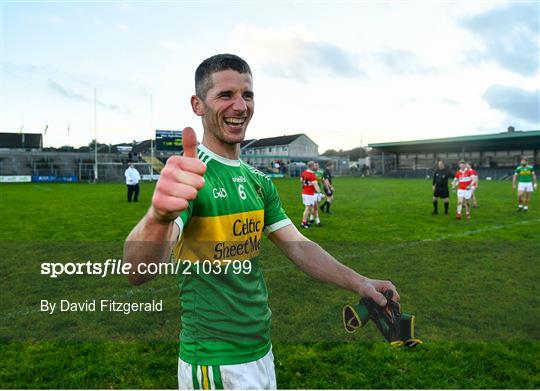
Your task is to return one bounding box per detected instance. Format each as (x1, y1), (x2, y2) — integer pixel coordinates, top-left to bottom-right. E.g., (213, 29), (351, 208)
(199, 143), (241, 167)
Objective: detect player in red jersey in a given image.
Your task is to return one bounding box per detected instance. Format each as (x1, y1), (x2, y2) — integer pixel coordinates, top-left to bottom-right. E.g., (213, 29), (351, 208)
(452, 160), (474, 220)
(300, 161), (321, 228)
(467, 162), (479, 208)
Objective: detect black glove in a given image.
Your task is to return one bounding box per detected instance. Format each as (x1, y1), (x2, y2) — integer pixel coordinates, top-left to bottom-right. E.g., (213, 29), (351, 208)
(343, 290), (422, 348)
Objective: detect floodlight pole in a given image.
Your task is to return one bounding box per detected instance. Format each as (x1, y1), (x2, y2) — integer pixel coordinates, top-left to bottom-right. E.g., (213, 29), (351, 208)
(94, 88), (98, 182)
(150, 94), (154, 180)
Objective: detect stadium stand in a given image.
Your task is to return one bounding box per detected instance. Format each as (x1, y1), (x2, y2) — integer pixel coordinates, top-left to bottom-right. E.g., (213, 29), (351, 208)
(368, 128), (540, 179)
(0, 150), (129, 181)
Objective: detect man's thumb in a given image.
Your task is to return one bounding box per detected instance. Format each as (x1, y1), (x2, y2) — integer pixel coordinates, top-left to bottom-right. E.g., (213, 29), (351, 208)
(182, 127), (198, 158)
(366, 286), (387, 307)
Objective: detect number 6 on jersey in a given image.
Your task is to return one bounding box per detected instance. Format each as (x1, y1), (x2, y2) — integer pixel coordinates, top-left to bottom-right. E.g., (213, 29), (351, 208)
(238, 184), (247, 200)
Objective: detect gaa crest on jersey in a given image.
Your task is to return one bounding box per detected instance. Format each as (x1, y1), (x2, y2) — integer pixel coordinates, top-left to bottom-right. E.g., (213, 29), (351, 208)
(212, 187), (228, 198)
(254, 183), (264, 200)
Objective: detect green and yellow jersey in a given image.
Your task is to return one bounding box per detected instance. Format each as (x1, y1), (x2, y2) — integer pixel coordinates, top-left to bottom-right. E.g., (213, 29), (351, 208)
(515, 165), (534, 183)
(315, 169), (324, 192)
(173, 144), (291, 366)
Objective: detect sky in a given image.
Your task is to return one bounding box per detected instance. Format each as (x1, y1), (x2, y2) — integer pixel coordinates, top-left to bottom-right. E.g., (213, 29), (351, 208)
(1, 1), (539, 152)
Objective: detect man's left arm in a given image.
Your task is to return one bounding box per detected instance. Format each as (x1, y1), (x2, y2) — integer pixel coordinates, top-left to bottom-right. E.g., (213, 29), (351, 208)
(268, 224), (398, 306)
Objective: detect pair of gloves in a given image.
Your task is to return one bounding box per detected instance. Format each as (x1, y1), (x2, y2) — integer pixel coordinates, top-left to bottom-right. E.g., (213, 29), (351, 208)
(343, 290), (422, 348)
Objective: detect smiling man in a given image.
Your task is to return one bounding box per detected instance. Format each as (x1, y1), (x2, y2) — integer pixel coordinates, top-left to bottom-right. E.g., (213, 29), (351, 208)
(124, 54), (398, 389)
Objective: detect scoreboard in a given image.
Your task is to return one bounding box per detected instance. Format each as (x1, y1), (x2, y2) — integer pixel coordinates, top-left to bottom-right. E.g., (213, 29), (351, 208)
(155, 129), (183, 151)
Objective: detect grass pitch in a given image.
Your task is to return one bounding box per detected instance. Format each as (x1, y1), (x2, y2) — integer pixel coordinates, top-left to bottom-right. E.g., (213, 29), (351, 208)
(1, 178), (539, 388)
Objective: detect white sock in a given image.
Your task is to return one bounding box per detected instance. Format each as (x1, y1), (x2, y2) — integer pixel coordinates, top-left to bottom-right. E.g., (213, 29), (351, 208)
(457, 204), (462, 214)
(524, 206), (528, 210)
(309, 214), (313, 220)
(519, 204), (523, 208)
(316, 217), (320, 224)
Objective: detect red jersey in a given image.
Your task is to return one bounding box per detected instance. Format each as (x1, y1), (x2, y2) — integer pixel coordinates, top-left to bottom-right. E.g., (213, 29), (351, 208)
(301, 170), (317, 195)
(455, 168), (474, 190)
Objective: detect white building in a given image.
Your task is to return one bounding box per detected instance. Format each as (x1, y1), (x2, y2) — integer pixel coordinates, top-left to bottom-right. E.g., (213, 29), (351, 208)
(241, 134), (319, 169)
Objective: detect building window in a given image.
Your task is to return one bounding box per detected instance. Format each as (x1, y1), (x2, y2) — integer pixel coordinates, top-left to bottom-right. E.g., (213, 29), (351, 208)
(269, 147), (272, 153)
(283, 146), (288, 152)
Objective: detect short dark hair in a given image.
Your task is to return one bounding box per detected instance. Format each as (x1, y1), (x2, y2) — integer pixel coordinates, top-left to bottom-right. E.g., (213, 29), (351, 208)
(195, 54), (252, 99)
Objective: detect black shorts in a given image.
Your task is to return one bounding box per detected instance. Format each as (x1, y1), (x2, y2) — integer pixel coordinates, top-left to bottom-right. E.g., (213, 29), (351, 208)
(433, 187), (449, 198)
(325, 190), (333, 196)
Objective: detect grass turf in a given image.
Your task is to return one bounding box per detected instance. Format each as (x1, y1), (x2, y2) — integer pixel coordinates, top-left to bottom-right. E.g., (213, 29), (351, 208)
(1, 178), (539, 388)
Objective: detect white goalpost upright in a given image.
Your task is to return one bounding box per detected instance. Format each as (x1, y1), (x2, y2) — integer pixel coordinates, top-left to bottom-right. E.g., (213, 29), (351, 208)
(93, 88), (99, 182)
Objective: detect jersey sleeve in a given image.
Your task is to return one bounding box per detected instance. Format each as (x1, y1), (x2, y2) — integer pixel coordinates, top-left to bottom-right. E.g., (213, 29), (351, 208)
(262, 178), (291, 234)
(174, 199), (195, 238)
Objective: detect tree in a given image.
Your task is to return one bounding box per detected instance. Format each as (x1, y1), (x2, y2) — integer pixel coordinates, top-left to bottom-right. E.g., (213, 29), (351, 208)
(322, 147), (369, 160)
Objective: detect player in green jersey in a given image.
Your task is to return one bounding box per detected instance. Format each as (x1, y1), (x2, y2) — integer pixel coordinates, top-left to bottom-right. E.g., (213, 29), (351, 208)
(124, 54), (399, 389)
(512, 157), (537, 212)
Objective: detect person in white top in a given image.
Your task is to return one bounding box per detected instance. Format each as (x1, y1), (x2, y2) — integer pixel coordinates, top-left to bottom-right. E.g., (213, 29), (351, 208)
(124, 161), (141, 202)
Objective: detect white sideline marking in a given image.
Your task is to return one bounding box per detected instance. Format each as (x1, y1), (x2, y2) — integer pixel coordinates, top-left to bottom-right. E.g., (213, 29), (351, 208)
(323, 218), (540, 262)
(33, 185), (52, 191)
(422, 218), (540, 241)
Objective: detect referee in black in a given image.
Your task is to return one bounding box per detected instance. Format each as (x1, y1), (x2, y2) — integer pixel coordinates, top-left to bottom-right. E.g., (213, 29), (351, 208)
(320, 161), (334, 213)
(432, 160), (453, 215)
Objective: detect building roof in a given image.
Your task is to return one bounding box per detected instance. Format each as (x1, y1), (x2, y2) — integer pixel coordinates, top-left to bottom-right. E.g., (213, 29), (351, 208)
(0, 132), (43, 149)
(132, 139), (153, 153)
(368, 130), (540, 153)
(240, 139), (257, 149)
(245, 134), (305, 148)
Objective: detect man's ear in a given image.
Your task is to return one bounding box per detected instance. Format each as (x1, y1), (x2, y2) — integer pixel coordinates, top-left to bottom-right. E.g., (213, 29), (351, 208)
(191, 95), (204, 117)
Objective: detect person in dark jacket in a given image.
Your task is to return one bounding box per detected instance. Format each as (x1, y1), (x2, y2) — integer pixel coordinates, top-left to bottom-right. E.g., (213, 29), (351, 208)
(432, 160), (453, 215)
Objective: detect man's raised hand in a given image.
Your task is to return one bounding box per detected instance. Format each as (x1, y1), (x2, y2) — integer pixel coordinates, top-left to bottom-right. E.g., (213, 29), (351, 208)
(150, 127), (206, 224)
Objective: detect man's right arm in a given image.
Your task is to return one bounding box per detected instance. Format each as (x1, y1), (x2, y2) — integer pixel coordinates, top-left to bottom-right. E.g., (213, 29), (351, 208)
(313, 180), (321, 193)
(123, 127), (205, 285)
(323, 177), (331, 192)
(124, 212), (179, 285)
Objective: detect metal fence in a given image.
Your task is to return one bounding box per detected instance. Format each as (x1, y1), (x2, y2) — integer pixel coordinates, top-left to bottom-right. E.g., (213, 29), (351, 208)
(77, 162), (156, 182)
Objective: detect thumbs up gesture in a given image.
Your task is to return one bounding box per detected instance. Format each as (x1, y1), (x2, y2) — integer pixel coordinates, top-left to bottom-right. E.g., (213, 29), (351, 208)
(151, 127), (206, 224)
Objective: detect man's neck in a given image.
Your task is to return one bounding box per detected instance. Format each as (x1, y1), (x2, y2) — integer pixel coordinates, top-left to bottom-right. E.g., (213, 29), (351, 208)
(201, 132), (241, 160)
